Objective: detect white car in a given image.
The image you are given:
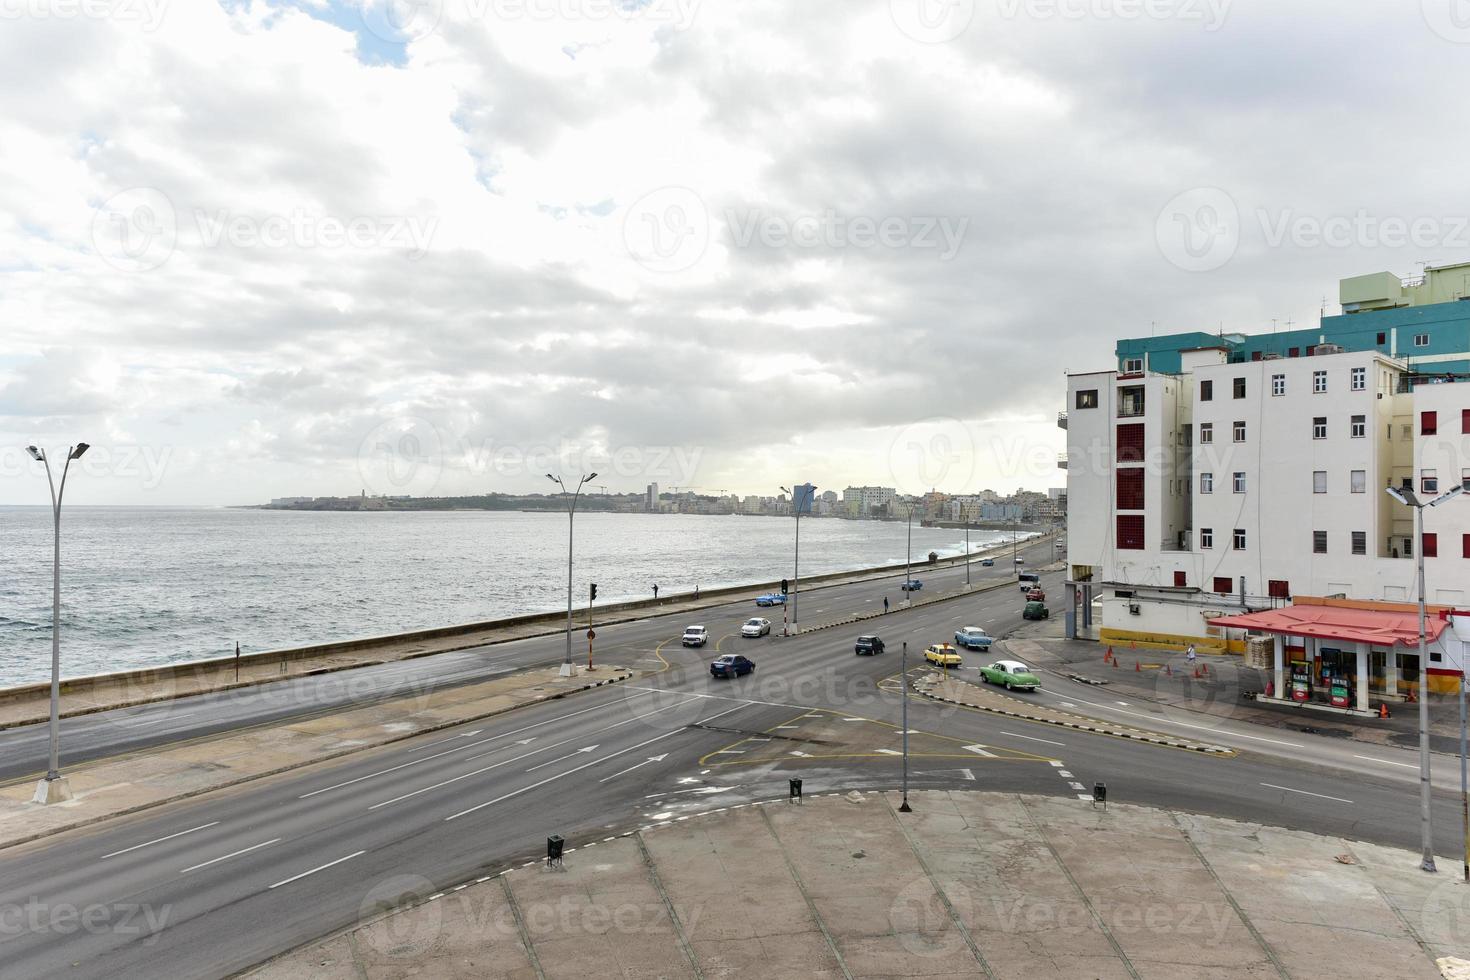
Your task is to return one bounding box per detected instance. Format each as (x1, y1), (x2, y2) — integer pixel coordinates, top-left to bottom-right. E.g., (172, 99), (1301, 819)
(741, 617), (772, 638)
(682, 625), (708, 647)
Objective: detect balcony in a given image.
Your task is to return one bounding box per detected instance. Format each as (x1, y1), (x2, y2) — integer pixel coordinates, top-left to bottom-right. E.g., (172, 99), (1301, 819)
(1056, 453), (1069, 470)
(1057, 411), (1068, 430)
(1117, 385), (1145, 418)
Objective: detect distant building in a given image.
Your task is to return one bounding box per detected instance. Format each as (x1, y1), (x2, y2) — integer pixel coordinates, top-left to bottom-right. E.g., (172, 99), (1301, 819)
(841, 486), (897, 516)
(269, 496), (314, 506)
(646, 482), (659, 512)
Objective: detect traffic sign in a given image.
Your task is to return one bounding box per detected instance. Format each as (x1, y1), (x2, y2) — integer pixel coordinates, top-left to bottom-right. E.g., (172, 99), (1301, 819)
(586, 629), (596, 640)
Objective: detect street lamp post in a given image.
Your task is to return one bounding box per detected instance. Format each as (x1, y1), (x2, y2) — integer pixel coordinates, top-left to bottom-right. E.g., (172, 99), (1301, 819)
(964, 517), (970, 588)
(548, 471), (597, 678)
(899, 640), (911, 813)
(780, 485), (815, 635)
(1387, 482), (1465, 873)
(904, 502), (914, 606)
(26, 443), (89, 806)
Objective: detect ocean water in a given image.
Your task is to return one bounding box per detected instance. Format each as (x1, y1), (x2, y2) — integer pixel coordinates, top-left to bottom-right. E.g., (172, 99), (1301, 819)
(0, 507), (1026, 687)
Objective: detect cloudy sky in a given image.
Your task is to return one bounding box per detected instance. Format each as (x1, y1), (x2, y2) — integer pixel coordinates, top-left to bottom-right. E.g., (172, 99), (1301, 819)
(2, 0), (1467, 505)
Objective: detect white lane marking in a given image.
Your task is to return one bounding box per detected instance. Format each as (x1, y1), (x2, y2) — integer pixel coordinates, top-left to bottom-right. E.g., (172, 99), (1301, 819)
(961, 768), (975, 781)
(525, 745), (599, 773)
(268, 850), (366, 889)
(1058, 771), (1074, 778)
(370, 704), (686, 810)
(1000, 730), (1066, 747)
(1259, 782), (1353, 804)
(1352, 754), (1418, 770)
(180, 838), (281, 874)
(963, 744), (996, 758)
(598, 753), (670, 783)
(1115, 702), (1130, 707)
(102, 822), (220, 859)
(445, 730), (688, 822)
(1054, 693), (1303, 748)
(299, 694), (655, 799)
(1058, 702), (1076, 708)
(624, 686), (810, 710)
(1049, 760), (1064, 768)
(1076, 793), (1093, 801)
(1068, 782), (1086, 791)
(876, 749), (902, 756)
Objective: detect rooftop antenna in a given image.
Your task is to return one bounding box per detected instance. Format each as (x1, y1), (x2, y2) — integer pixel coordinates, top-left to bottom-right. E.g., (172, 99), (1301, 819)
(1284, 318), (1295, 331)
(1271, 318), (1278, 333)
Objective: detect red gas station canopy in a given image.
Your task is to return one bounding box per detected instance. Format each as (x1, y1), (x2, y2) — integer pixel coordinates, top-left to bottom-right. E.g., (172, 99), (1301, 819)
(1209, 605), (1448, 648)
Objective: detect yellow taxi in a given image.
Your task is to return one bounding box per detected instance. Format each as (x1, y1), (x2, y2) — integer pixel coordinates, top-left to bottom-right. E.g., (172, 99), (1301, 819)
(924, 643), (963, 668)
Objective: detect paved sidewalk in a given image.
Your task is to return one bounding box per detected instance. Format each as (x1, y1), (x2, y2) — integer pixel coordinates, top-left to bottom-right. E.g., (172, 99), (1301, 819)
(0, 665), (631, 852)
(1014, 636), (1467, 756)
(250, 789), (1461, 979)
(913, 670), (1234, 755)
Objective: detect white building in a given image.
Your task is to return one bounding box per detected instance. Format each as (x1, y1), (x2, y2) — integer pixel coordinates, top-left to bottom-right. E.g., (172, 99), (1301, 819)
(841, 486), (897, 516)
(1065, 275), (1470, 708)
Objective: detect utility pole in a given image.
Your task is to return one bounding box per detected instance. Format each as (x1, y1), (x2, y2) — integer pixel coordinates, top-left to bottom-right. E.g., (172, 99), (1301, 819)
(899, 640), (911, 813)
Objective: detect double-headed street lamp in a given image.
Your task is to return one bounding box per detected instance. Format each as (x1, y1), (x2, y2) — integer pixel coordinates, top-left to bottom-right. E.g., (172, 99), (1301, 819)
(27, 443), (89, 806)
(548, 471), (597, 678)
(780, 484), (815, 634)
(1386, 482), (1465, 874)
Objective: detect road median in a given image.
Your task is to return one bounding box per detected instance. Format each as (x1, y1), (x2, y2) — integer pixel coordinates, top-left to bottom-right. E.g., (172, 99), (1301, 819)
(0, 664), (632, 853)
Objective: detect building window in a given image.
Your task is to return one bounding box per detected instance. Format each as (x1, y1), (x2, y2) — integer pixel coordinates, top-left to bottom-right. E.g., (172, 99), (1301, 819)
(1122, 357), (1143, 373)
(1200, 527), (1213, 549)
(1233, 528), (1247, 550)
(1117, 514), (1145, 550)
(1351, 469), (1366, 493)
(1174, 571), (1187, 587)
(1351, 414), (1366, 438)
(1423, 469), (1439, 493)
(1233, 377), (1246, 399)
(1233, 472), (1246, 493)
(1414, 333), (1430, 348)
(1312, 417), (1327, 439)
(1376, 332), (1387, 345)
(1464, 534), (1470, 559)
(1075, 389), (1099, 409)
(1199, 379), (1213, 401)
(1199, 422), (1213, 444)
(1116, 423), (1146, 463)
(1213, 575), (1232, 594)
(1422, 411), (1438, 435)
(1425, 532), (1438, 558)
(1313, 530), (1328, 554)
(1402, 423), (1413, 440)
(1268, 580), (1290, 599)
(1313, 471), (1327, 494)
(1463, 468), (1470, 491)
(1271, 374), (1285, 396)
(1351, 367), (1366, 390)
(1199, 472), (1213, 494)
(1313, 370), (1327, 393)
(1233, 420), (1246, 442)
(1352, 531), (1366, 556)
(1118, 385), (1145, 417)
(1116, 468), (1145, 510)
(1404, 536), (1414, 557)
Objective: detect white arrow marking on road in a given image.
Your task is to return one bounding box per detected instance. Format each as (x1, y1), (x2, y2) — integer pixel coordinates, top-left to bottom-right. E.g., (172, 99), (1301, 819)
(963, 744), (997, 758)
(999, 730), (1066, 747)
(877, 749), (902, 756)
(526, 745), (599, 773)
(514, 738), (536, 745)
(790, 750), (812, 757)
(598, 753), (670, 783)
(961, 768), (975, 781)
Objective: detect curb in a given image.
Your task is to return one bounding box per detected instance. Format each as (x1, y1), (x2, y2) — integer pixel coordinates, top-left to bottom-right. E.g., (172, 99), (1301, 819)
(912, 680), (1233, 755)
(0, 670), (634, 854)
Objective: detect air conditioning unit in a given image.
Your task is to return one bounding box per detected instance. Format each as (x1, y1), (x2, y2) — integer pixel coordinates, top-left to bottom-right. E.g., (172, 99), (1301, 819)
(1129, 603), (1142, 615)
(1261, 352), (1282, 360)
(1315, 343), (1344, 354)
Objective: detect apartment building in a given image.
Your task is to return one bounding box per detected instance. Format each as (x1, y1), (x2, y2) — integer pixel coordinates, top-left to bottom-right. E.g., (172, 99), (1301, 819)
(1065, 263), (1470, 707)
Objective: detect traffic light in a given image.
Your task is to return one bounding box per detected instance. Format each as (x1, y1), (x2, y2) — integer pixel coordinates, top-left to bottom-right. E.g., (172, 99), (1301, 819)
(781, 578), (789, 594)
(590, 583), (598, 601)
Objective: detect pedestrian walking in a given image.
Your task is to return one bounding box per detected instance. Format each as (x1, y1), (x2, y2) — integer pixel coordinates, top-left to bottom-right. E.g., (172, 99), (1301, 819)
(694, 585), (700, 601)
(1185, 643), (1196, 666)
(883, 596), (889, 614)
(653, 583), (659, 600)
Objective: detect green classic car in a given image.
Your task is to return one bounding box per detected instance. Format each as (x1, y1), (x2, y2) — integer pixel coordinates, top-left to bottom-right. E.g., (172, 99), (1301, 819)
(1022, 600), (1049, 620)
(979, 659), (1041, 692)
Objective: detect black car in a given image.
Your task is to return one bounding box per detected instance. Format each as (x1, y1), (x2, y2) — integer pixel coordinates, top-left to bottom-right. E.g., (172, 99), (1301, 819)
(854, 635), (885, 656)
(710, 654), (755, 678)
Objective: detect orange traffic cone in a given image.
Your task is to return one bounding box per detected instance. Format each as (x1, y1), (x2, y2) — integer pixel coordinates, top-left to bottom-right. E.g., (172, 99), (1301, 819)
(1104, 647), (1113, 663)
(1378, 703), (1390, 719)
(1135, 660), (1141, 672)
(1111, 657), (1118, 669)
(1264, 679), (1273, 697)
(1166, 664), (1172, 676)
(1201, 663), (1209, 675)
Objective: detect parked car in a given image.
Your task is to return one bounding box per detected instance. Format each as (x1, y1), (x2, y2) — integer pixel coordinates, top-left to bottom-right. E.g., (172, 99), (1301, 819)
(1014, 557), (1025, 564)
(980, 558), (994, 567)
(1026, 587), (1046, 602)
(924, 643), (963, 668)
(900, 579), (923, 592)
(979, 659), (1041, 691)
(682, 625), (709, 647)
(755, 592), (787, 607)
(954, 626), (993, 650)
(1022, 601), (1050, 621)
(854, 634), (886, 656)
(741, 617), (772, 637)
(710, 654), (755, 678)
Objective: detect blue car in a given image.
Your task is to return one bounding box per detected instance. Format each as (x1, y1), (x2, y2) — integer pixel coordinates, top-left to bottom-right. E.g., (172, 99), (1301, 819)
(900, 580), (923, 592)
(980, 558), (994, 567)
(954, 626), (993, 650)
(755, 593), (787, 607)
(710, 654), (755, 678)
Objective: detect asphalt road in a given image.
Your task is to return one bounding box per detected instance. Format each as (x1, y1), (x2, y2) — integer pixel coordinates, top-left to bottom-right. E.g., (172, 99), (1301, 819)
(3, 537), (1463, 978)
(0, 541), (1048, 784)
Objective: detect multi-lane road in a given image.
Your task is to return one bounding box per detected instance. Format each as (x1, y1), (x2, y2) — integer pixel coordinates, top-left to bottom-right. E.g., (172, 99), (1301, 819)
(1, 537), (1463, 978)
